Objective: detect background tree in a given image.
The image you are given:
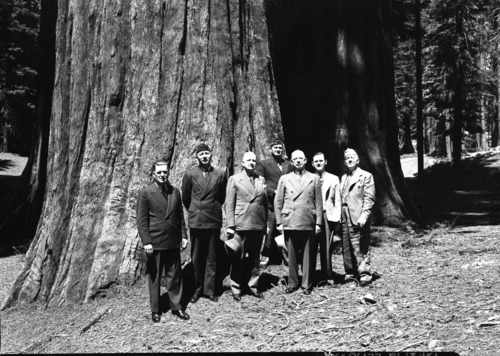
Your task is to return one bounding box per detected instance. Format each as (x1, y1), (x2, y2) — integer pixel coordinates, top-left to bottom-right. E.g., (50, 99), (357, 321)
(4, 0), (416, 308)
(0, 0), (40, 154)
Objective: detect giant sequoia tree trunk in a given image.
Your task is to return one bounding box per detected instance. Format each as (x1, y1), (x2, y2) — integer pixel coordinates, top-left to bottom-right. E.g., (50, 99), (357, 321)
(265, 0), (416, 225)
(5, 0), (415, 308)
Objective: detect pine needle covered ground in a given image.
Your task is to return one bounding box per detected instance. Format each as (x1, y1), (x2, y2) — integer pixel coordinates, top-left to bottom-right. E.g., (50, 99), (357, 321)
(2, 152), (500, 354)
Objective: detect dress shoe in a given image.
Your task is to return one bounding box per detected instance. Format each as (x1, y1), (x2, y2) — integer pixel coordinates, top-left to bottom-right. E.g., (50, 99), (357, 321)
(232, 293), (242, 302)
(260, 256), (269, 268)
(285, 287), (298, 294)
(208, 295), (219, 302)
(247, 289), (264, 299)
(190, 293), (201, 304)
(151, 312), (161, 323)
(172, 310), (190, 320)
(303, 289), (312, 295)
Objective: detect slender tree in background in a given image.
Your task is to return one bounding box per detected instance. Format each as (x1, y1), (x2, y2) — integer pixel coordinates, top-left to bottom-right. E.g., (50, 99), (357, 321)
(4, 0), (416, 308)
(0, 0), (40, 154)
(415, 0), (424, 175)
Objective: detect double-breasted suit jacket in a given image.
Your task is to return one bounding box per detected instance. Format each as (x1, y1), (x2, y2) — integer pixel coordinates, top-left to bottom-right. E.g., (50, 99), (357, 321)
(340, 167), (375, 226)
(225, 171), (268, 294)
(136, 183), (187, 249)
(225, 171), (268, 231)
(136, 182), (186, 313)
(321, 172), (341, 223)
(255, 157), (293, 207)
(274, 170), (323, 230)
(182, 166), (227, 229)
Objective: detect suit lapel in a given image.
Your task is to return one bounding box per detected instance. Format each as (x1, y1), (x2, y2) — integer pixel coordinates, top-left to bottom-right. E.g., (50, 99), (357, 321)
(150, 185), (167, 210)
(290, 172), (312, 200)
(165, 189), (175, 219)
(268, 159), (283, 178)
(237, 172), (255, 197)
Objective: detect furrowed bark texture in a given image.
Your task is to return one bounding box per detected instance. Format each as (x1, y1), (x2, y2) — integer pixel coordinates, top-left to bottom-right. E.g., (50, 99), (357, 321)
(5, 0), (416, 308)
(4, 0), (282, 308)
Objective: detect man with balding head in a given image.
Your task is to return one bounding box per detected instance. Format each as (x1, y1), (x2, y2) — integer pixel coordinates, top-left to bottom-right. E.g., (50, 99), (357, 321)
(340, 148), (375, 286)
(274, 150), (323, 295)
(225, 152), (268, 301)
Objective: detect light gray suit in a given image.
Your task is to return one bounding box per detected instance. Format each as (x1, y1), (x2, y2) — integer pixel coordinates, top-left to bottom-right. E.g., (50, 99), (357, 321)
(275, 170), (322, 290)
(225, 171), (268, 294)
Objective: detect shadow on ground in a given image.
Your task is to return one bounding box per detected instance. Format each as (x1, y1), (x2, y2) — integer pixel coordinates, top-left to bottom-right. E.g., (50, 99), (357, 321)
(407, 152), (500, 226)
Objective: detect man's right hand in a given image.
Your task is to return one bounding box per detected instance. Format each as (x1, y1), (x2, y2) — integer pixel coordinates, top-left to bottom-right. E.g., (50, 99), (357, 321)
(227, 228), (235, 236)
(144, 244), (153, 255)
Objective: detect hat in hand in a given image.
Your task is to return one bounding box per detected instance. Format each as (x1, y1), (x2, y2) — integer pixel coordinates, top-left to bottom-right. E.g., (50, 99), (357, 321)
(224, 233), (243, 258)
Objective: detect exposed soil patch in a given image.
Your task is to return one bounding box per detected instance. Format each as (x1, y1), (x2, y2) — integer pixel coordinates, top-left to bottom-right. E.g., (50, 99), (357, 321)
(1, 152), (499, 354)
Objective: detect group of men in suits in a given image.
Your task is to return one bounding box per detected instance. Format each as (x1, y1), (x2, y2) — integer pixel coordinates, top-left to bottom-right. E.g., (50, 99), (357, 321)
(136, 141), (375, 322)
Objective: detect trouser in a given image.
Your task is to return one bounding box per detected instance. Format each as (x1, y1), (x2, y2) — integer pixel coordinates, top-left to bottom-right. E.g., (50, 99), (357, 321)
(262, 210), (288, 264)
(341, 207), (371, 280)
(312, 214), (338, 278)
(190, 228), (220, 297)
(147, 248), (183, 313)
(230, 231), (262, 295)
(286, 230), (315, 290)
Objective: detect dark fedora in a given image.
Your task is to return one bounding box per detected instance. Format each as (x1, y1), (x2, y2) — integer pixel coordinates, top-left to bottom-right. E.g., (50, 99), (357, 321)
(224, 233), (243, 258)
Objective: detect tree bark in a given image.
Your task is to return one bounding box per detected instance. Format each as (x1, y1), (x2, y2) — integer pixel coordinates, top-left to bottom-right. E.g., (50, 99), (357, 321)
(415, 0), (424, 174)
(5, 0), (416, 307)
(266, 0), (416, 226)
(452, 3), (464, 168)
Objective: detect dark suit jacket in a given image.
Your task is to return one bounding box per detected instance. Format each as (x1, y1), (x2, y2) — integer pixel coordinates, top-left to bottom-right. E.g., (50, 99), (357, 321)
(255, 157), (292, 206)
(181, 165), (227, 229)
(136, 183), (187, 250)
(225, 171), (268, 231)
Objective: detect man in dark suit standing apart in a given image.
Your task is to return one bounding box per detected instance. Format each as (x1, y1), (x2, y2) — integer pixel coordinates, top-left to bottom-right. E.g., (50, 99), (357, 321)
(182, 143), (227, 303)
(275, 150), (323, 295)
(225, 151), (268, 301)
(136, 160), (190, 322)
(340, 148), (375, 286)
(255, 140), (293, 267)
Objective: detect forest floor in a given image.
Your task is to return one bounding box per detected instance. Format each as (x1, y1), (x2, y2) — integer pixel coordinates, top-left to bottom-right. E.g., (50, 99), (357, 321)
(1, 152), (500, 354)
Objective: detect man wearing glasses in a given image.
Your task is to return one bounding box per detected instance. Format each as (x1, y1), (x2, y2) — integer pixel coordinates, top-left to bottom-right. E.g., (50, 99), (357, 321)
(274, 150), (323, 295)
(136, 160), (190, 322)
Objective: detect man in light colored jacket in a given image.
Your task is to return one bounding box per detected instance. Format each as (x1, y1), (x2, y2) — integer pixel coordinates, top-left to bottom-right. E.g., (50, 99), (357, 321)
(340, 148), (375, 286)
(275, 150), (323, 295)
(311, 152), (341, 279)
(225, 152), (268, 301)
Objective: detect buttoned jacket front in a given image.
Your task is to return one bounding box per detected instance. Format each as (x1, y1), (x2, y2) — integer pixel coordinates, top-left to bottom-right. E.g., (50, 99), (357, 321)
(136, 183), (187, 250)
(340, 167), (375, 225)
(181, 166), (227, 229)
(225, 171), (268, 231)
(274, 170), (323, 230)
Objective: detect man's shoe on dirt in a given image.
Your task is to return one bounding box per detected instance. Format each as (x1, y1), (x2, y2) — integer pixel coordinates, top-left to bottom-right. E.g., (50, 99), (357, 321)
(172, 310), (190, 320)
(208, 295), (219, 302)
(190, 293), (201, 304)
(285, 287), (298, 294)
(232, 293), (242, 302)
(248, 289), (264, 299)
(151, 312), (161, 323)
(303, 289), (312, 295)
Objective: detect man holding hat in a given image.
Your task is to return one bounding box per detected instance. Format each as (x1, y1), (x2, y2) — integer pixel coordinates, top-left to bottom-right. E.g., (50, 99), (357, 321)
(182, 143), (227, 303)
(275, 149), (323, 295)
(225, 151), (268, 301)
(340, 148), (375, 286)
(255, 140), (293, 267)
